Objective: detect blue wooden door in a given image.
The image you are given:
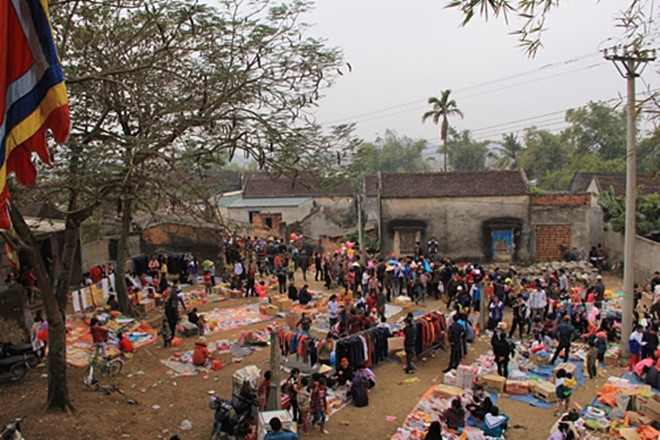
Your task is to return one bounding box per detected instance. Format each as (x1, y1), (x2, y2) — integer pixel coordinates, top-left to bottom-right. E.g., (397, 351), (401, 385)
(491, 229), (513, 260)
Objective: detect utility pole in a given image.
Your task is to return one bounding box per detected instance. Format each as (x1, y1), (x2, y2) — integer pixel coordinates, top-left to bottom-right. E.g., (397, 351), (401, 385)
(266, 331), (281, 411)
(602, 47), (655, 359)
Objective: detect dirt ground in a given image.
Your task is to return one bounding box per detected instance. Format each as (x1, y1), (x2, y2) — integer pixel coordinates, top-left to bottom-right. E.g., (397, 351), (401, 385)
(0, 273), (624, 440)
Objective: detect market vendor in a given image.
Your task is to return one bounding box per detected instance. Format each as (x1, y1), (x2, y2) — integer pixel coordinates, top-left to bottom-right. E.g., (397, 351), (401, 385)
(329, 357), (353, 386)
(106, 294), (120, 311)
(192, 336), (211, 366)
(475, 407), (509, 438)
(116, 331), (134, 354)
(317, 334), (334, 366)
(296, 313), (312, 335)
(442, 398), (466, 432)
(354, 364), (376, 389)
(298, 284), (312, 305)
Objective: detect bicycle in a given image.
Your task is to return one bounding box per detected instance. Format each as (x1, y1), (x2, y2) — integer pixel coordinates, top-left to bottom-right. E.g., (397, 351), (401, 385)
(82, 354), (123, 387)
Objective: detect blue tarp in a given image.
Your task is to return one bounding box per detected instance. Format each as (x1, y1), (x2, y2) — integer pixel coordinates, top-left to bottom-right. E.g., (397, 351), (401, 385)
(506, 359), (588, 409)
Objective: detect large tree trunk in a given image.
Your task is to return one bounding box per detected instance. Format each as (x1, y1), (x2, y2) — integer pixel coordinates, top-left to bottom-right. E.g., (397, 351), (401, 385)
(8, 205), (74, 412)
(54, 219), (82, 314)
(114, 196), (133, 315)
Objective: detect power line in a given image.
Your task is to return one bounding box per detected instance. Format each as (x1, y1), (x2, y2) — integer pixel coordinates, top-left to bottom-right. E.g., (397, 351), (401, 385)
(319, 52), (601, 126)
(423, 87), (660, 144)
(459, 63), (604, 100)
(330, 63), (607, 127)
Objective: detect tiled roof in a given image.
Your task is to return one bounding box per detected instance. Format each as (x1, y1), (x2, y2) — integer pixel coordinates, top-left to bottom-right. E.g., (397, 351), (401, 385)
(181, 170), (242, 192)
(570, 172), (659, 196)
(242, 173), (354, 198)
(379, 170), (529, 198)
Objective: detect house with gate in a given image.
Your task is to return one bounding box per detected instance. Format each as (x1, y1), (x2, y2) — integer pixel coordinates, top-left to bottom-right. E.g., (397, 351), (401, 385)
(373, 170), (598, 263)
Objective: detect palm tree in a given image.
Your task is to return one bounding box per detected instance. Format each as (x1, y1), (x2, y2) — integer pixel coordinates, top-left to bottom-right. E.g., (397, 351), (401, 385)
(492, 132), (524, 169)
(422, 89), (464, 172)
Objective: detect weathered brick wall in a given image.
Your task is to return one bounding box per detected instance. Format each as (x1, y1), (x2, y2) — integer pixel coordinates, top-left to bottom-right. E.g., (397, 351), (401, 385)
(531, 194), (590, 206)
(535, 225), (572, 261)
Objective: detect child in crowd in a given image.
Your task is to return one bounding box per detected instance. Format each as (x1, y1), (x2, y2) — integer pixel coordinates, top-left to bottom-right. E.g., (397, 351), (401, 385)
(192, 336), (211, 366)
(628, 325), (646, 371)
(310, 374), (329, 435)
(116, 331), (134, 355)
(586, 340), (597, 379)
(595, 331), (608, 363)
(204, 271), (212, 295)
(258, 370), (272, 411)
(90, 318), (109, 359)
(161, 318), (173, 347)
(554, 369), (575, 416)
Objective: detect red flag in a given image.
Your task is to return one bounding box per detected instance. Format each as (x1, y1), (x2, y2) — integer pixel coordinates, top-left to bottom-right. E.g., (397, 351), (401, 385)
(0, 0), (70, 229)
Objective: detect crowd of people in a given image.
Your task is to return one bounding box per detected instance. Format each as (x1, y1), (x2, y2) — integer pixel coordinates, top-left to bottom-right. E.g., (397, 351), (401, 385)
(26, 230), (658, 439)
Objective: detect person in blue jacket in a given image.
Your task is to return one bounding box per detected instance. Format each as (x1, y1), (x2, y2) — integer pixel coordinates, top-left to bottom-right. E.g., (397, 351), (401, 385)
(264, 417), (298, 440)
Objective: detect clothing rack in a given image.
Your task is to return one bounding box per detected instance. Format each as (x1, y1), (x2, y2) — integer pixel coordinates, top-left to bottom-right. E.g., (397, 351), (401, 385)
(335, 326), (390, 369)
(338, 325), (382, 341)
(396, 310), (447, 358)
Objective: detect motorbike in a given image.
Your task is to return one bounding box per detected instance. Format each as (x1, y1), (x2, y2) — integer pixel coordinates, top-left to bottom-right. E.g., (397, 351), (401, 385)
(0, 343), (41, 368)
(209, 381), (258, 439)
(0, 417), (25, 440)
(0, 355), (28, 382)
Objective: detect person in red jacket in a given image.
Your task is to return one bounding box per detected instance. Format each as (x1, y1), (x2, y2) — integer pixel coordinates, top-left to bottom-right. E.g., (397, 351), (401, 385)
(192, 336), (211, 366)
(90, 318), (110, 358)
(116, 332), (134, 354)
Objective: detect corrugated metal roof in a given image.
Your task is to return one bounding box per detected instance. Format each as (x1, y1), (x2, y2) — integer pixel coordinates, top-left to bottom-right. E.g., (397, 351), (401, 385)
(221, 197), (312, 208)
(217, 196), (242, 207)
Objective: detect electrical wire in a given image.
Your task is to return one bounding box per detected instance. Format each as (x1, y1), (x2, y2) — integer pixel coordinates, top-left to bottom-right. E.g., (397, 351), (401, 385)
(319, 52), (601, 126)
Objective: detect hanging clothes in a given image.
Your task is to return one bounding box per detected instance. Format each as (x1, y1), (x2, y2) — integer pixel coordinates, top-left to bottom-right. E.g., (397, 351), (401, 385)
(335, 327), (389, 369)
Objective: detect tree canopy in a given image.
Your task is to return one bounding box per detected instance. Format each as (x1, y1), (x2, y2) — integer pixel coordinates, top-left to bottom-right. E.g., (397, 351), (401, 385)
(8, 0), (357, 412)
(487, 101), (656, 190)
(445, 129), (488, 171)
(348, 130), (431, 181)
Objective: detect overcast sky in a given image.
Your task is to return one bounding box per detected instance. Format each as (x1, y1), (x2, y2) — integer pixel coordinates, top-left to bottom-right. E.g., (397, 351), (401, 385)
(304, 0), (657, 148)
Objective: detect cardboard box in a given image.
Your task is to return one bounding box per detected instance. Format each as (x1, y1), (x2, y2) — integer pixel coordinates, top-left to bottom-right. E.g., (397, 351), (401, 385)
(395, 350), (407, 363)
(530, 353), (550, 365)
(644, 394), (660, 422)
(277, 298), (293, 311)
(532, 381), (557, 403)
(553, 362), (577, 378)
(388, 336), (405, 353)
(443, 371), (456, 386)
(604, 354), (619, 367)
(433, 384), (464, 399)
(259, 304), (279, 316)
(505, 380), (530, 396)
(229, 289), (242, 298)
(482, 374), (506, 394)
(137, 299), (155, 313)
(634, 394), (650, 414)
(455, 365), (476, 389)
(626, 411), (652, 427)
